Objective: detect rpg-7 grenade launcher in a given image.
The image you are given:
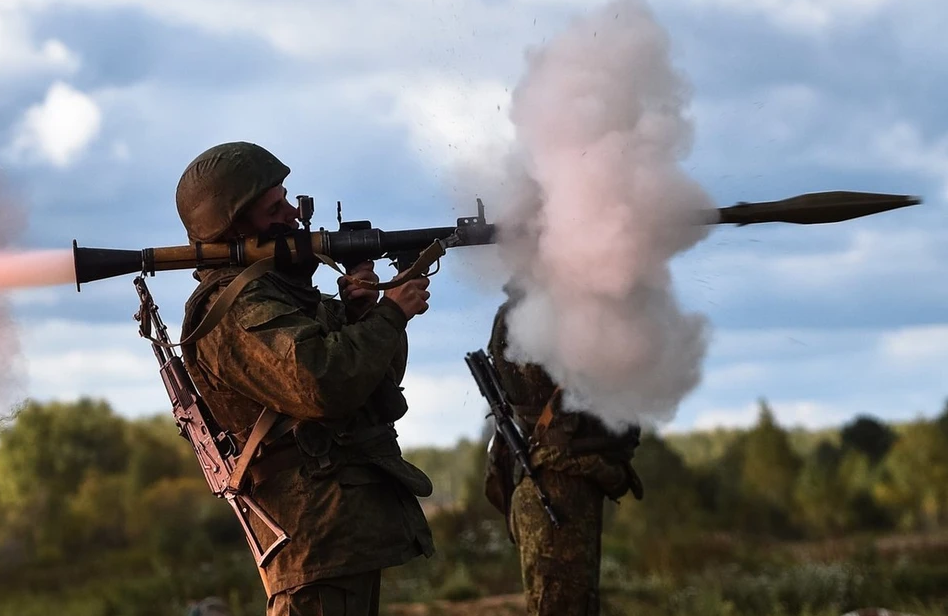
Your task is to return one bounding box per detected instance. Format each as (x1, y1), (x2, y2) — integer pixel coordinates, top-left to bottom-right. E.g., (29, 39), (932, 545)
(73, 196), (496, 290)
(71, 191), (921, 289)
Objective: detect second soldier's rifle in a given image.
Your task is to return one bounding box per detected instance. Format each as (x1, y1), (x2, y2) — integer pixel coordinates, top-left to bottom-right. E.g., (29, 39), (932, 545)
(465, 349), (561, 528)
(133, 275), (289, 568)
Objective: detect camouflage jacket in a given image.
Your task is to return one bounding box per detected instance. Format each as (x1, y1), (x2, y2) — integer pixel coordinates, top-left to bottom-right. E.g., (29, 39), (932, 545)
(487, 300), (641, 500)
(181, 266), (434, 595)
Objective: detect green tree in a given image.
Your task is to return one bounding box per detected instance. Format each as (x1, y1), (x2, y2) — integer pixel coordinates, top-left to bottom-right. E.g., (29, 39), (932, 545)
(67, 470), (130, 550)
(840, 415), (896, 466)
(128, 476), (238, 562)
(793, 441), (850, 536)
(874, 419), (948, 530)
(741, 401), (801, 504)
(936, 397), (948, 438)
(612, 432), (703, 535)
(0, 398), (130, 561)
(605, 432), (708, 573)
(737, 399), (802, 536)
(125, 415), (193, 495)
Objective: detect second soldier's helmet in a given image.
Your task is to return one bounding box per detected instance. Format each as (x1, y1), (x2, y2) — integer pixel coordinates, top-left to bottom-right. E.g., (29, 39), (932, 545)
(176, 141), (290, 243)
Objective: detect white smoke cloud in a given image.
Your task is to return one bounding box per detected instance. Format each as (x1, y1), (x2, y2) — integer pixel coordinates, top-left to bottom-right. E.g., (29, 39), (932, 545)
(495, 0), (713, 430)
(0, 180), (30, 419)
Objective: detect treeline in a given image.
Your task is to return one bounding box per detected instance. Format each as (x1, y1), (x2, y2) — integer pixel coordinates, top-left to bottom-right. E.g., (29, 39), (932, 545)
(637, 399), (948, 542)
(396, 399), (948, 613)
(1, 398), (947, 615)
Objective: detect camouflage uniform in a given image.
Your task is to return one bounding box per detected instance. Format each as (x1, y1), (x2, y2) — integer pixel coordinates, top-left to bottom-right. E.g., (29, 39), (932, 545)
(487, 299), (642, 616)
(176, 142), (434, 616)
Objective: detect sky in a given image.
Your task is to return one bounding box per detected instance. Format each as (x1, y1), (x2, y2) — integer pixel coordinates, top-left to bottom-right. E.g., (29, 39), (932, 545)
(0, 0), (945, 447)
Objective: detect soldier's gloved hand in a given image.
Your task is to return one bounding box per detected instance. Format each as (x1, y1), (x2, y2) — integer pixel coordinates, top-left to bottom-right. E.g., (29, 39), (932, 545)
(383, 274), (431, 320)
(338, 261), (380, 320)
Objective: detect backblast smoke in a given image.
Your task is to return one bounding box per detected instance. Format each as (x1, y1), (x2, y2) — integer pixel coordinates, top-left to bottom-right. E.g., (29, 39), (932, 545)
(495, 0), (713, 430)
(0, 180), (31, 419)
(0, 249), (76, 289)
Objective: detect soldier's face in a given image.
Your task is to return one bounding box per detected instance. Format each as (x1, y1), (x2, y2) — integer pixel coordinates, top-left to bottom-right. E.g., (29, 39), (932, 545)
(237, 184), (300, 234)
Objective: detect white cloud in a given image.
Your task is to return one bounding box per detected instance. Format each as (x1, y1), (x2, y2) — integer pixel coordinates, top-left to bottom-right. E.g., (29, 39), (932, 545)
(12, 318), (167, 415)
(397, 78), (514, 171)
(11, 0), (548, 66)
(333, 72), (516, 172)
(688, 398), (851, 431)
(399, 370), (486, 448)
(686, 401), (757, 430)
(0, 10), (80, 77)
(704, 328), (869, 361)
(673, 323), (947, 432)
(702, 362), (769, 389)
(691, 83), (824, 153)
(7, 81), (103, 167)
(866, 122), (948, 200)
(682, 226), (946, 303)
(878, 325), (948, 366)
(5, 287), (62, 307)
(767, 228), (941, 290)
(682, 0), (892, 34)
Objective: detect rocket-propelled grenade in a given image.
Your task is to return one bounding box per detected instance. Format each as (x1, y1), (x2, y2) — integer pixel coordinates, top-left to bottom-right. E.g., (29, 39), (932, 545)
(71, 191), (921, 290)
(712, 191), (921, 226)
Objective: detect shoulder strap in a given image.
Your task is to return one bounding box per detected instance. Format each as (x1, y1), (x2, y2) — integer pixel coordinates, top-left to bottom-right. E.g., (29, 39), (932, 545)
(530, 387), (561, 445)
(177, 261), (301, 489)
(178, 257), (276, 347)
(227, 407), (291, 492)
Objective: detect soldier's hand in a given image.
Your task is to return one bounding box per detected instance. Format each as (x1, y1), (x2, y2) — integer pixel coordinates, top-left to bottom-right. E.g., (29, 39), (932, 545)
(383, 274), (431, 320)
(338, 261), (380, 320)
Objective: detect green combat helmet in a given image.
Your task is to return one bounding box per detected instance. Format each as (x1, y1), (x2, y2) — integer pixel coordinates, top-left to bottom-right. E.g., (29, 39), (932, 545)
(184, 596), (232, 616)
(176, 141), (290, 243)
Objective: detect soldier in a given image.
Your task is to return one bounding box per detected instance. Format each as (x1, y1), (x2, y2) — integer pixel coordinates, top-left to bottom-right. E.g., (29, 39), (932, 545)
(175, 141), (435, 616)
(485, 286), (643, 616)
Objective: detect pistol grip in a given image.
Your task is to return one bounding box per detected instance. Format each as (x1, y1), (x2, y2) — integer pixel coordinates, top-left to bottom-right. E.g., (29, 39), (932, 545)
(393, 251), (422, 273)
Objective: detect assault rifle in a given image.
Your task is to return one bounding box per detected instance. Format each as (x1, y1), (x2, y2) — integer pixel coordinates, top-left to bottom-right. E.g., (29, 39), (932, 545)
(133, 275), (289, 567)
(465, 349), (561, 528)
